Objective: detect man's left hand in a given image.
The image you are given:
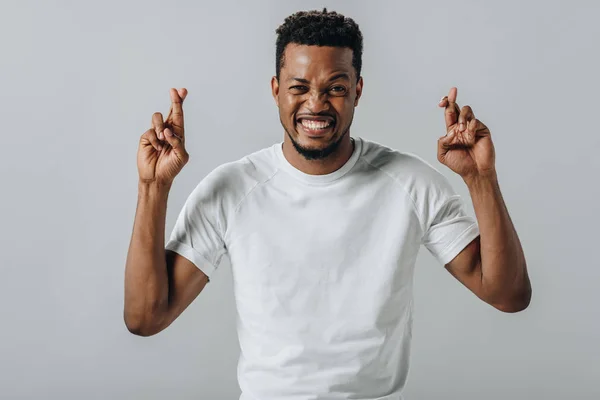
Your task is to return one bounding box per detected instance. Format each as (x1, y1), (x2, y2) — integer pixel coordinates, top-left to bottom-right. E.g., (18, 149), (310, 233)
(437, 87), (496, 180)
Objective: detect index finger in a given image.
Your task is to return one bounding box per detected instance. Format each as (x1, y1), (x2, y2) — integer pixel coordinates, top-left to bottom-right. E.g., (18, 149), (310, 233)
(165, 88), (188, 119)
(166, 88), (187, 137)
(444, 87), (460, 130)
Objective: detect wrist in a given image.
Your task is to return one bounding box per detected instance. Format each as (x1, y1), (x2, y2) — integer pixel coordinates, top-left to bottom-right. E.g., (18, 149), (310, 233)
(463, 168), (497, 185)
(463, 170), (499, 193)
(138, 179), (172, 197)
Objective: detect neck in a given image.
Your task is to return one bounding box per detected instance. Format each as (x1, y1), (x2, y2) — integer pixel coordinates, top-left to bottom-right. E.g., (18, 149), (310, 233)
(282, 134), (355, 175)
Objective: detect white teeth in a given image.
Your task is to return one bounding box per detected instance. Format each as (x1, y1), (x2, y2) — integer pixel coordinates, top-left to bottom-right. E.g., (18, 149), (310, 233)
(300, 120), (332, 130)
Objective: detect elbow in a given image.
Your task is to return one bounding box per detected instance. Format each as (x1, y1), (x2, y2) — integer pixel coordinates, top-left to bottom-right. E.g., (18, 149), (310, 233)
(124, 322), (155, 337)
(123, 310), (162, 337)
(494, 300), (529, 313)
(487, 264), (532, 313)
(123, 295), (169, 336)
(492, 285), (532, 313)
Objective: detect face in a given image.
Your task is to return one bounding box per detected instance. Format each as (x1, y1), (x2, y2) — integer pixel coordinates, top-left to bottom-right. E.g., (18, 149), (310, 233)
(271, 44), (363, 160)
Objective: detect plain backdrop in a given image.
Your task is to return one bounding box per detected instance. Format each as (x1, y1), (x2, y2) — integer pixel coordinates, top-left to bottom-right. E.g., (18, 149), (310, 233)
(1, 0), (599, 399)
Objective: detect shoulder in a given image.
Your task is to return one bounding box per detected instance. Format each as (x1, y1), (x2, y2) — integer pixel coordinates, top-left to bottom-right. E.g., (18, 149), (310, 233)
(189, 144), (278, 210)
(359, 137), (451, 191)
(358, 137), (459, 228)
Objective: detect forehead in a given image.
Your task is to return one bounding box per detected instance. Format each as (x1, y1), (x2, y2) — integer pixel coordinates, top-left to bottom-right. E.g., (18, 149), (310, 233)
(281, 44), (355, 80)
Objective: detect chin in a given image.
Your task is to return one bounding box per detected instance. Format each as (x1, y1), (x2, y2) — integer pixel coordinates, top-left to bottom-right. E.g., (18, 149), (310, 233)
(300, 132), (336, 146)
(287, 127), (347, 161)
(295, 129), (336, 148)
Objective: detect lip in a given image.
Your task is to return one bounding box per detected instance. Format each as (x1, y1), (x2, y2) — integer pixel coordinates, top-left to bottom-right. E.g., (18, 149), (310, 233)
(296, 120), (335, 138)
(296, 115), (335, 124)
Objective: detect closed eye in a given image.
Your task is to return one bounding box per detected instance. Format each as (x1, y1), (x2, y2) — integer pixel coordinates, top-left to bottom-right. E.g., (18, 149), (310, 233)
(289, 85), (308, 92)
(329, 86), (347, 94)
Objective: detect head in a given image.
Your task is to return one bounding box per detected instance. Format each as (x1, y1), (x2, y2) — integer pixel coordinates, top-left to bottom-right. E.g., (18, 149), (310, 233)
(271, 8), (364, 160)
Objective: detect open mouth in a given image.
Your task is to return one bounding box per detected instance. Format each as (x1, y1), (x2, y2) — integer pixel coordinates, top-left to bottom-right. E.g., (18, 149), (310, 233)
(296, 118), (336, 137)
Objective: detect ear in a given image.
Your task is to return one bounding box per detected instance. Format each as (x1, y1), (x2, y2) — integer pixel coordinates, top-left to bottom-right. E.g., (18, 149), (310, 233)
(271, 76), (280, 107)
(354, 76), (363, 107)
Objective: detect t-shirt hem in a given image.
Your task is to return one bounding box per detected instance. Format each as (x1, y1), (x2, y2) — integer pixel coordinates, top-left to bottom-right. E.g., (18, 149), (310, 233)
(437, 223), (480, 265)
(165, 240), (217, 279)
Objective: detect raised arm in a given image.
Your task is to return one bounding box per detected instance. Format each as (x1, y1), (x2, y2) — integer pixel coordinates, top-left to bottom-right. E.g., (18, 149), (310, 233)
(124, 88), (209, 336)
(436, 87), (531, 313)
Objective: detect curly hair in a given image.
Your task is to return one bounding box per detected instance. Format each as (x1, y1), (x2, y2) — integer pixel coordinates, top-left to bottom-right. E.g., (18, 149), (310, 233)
(275, 8), (363, 82)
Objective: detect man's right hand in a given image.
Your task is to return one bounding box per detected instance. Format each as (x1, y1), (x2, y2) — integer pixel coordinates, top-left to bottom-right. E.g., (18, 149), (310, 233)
(138, 88), (189, 185)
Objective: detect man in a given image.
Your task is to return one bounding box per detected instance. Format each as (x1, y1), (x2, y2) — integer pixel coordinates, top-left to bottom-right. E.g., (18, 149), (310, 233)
(124, 8), (531, 400)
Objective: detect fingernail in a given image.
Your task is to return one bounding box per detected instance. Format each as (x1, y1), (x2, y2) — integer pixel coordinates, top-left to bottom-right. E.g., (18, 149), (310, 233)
(459, 123), (465, 131)
(165, 129), (173, 136)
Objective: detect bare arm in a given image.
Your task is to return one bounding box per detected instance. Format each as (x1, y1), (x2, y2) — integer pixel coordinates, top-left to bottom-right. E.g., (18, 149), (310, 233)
(438, 87), (531, 312)
(446, 174), (531, 312)
(123, 181), (209, 336)
(124, 88), (209, 336)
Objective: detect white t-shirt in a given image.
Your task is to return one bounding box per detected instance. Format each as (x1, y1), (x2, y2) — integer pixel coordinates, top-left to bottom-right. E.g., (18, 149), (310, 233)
(166, 136), (480, 400)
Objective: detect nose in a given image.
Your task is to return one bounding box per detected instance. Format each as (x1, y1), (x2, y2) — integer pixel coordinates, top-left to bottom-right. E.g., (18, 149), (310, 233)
(305, 91), (330, 114)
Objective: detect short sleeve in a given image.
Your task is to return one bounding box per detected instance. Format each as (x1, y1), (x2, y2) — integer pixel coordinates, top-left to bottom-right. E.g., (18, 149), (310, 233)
(165, 176), (228, 280)
(421, 170), (480, 266)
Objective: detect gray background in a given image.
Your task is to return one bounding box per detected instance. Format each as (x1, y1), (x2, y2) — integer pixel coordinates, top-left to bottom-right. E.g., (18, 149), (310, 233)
(1, 0), (599, 399)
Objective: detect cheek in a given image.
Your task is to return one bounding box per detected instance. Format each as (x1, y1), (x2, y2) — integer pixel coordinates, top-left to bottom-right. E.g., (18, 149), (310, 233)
(282, 98), (300, 115)
(332, 98), (354, 118)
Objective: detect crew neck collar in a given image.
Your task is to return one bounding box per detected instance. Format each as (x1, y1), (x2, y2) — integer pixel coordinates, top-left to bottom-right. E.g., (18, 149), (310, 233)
(274, 137), (363, 185)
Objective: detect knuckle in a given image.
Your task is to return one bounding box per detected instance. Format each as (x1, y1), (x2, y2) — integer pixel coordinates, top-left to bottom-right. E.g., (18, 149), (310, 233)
(142, 129), (153, 139)
(148, 133), (159, 143)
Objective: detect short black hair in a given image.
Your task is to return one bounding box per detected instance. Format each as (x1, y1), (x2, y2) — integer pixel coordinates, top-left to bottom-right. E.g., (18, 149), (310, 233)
(275, 8), (363, 82)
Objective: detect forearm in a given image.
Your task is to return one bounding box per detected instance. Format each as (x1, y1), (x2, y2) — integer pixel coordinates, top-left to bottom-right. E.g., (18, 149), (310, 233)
(124, 180), (172, 333)
(465, 172), (531, 310)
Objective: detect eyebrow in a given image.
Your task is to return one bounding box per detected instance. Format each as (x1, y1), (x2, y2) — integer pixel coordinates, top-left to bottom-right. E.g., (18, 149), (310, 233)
(288, 73), (351, 84)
